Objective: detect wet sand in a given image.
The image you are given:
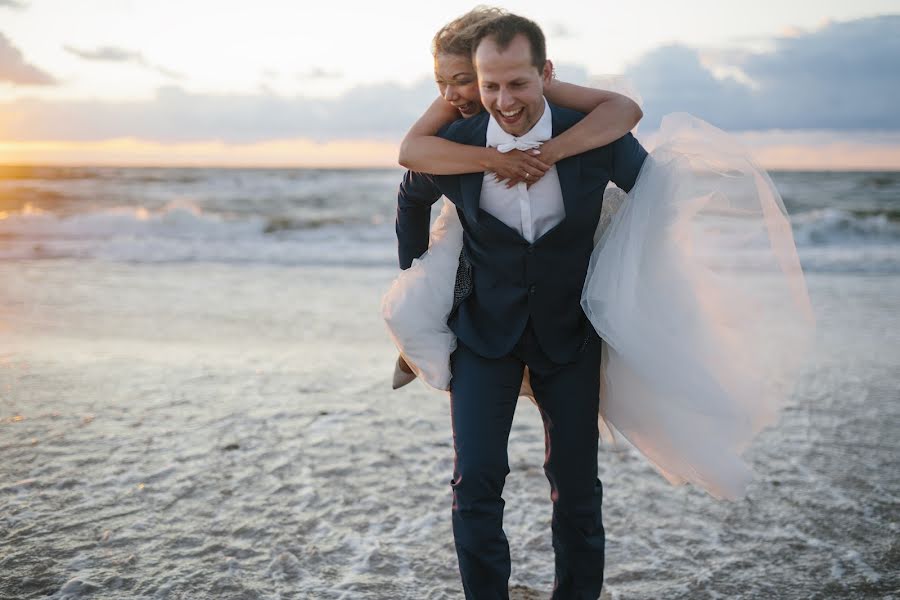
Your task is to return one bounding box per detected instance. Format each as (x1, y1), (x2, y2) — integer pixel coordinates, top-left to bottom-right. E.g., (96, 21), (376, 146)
(1, 259), (898, 599)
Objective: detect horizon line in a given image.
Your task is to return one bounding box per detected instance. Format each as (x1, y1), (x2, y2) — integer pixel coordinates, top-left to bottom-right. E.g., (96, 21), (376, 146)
(1, 162), (898, 173)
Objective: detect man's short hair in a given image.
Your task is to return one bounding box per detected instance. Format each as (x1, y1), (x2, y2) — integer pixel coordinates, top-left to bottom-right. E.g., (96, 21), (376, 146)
(470, 13), (547, 71)
(431, 6), (508, 57)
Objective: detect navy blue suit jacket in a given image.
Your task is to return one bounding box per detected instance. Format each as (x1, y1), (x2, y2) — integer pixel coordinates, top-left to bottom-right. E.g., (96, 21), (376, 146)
(396, 102), (647, 363)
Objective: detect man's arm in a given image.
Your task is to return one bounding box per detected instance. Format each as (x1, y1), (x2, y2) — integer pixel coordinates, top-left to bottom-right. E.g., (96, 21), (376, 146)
(608, 132), (649, 193)
(396, 169), (443, 270)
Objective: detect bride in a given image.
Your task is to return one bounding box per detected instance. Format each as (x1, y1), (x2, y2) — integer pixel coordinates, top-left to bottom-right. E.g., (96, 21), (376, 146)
(382, 8), (816, 501)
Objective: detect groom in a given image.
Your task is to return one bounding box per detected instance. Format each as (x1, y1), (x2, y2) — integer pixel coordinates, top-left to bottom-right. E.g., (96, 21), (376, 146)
(396, 13), (647, 600)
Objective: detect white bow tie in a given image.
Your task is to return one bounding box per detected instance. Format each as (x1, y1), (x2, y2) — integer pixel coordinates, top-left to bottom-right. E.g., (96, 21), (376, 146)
(486, 98), (553, 154)
(495, 139), (544, 154)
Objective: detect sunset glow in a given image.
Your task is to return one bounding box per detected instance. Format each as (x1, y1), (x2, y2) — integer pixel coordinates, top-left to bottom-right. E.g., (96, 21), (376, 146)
(0, 138), (401, 168)
(0, 1), (897, 169)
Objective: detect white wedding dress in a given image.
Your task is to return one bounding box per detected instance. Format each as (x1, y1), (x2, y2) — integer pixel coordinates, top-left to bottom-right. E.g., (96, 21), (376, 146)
(381, 113), (815, 500)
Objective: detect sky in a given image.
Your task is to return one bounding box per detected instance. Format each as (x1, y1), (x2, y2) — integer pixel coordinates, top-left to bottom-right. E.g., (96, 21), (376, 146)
(0, 0), (898, 168)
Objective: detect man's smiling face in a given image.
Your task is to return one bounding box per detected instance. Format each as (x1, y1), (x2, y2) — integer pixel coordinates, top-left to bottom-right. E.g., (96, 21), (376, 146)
(474, 32), (552, 137)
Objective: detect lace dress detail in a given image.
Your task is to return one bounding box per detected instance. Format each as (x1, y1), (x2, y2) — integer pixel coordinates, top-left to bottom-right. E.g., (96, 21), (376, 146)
(451, 247), (473, 313)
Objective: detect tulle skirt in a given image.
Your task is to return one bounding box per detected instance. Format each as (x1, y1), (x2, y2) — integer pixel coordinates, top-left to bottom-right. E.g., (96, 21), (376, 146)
(381, 113), (815, 500)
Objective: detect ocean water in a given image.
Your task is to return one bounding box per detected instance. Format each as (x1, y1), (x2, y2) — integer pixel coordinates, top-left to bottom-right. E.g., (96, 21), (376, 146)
(0, 166), (898, 599)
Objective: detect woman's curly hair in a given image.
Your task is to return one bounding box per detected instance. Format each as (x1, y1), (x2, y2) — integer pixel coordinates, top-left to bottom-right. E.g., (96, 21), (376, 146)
(431, 5), (508, 57)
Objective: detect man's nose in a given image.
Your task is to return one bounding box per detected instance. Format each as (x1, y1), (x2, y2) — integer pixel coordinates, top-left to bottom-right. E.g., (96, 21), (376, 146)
(497, 89), (515, 110)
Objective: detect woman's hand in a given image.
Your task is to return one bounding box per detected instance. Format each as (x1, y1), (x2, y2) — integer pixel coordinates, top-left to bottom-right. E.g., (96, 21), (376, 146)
(486, 148), (552, 188)
(529, 140), (564, 169)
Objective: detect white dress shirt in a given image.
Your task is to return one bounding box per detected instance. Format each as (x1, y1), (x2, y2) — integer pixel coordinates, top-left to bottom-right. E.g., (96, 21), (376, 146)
(481, 97), (565, 243)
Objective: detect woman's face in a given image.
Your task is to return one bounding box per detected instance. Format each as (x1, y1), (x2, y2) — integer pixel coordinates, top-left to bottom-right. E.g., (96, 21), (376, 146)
(433, 52), (482, 118)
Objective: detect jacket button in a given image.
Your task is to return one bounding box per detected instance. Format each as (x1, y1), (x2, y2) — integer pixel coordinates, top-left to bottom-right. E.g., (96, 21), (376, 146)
(528, 285), (536, 295)
(526, 246), (534, 255)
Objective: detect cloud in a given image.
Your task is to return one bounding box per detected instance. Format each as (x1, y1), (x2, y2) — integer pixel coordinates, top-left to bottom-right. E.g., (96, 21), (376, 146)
(626, 15), (900, 131)
(0, 32), (56, 85)
(1, 14), (897, 154)
(553, 62), (589, 86)
(64, 44), (183, 80)
(64, 45), (142, 62)
(299, 67), (342, 80)
(0, 79), (437, 143)
(548, 23), (575, 40)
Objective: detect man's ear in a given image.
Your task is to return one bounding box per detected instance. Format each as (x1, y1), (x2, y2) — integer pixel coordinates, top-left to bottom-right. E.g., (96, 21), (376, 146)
(541, 60), (553, 84)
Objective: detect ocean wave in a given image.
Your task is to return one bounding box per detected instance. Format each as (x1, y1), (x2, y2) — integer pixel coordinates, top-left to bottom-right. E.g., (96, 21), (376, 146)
(791, 208), (900, 246)
(2, 203), (897, 244)
(0, 202), (396, 265)
(0, 204), (256, 240)
(0, 202), (383, 240)
(858, 173), (900, 189)
(1, 203), (898, 272)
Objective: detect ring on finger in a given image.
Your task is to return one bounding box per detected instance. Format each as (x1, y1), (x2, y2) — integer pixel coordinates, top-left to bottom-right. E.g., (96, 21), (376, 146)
(524, 171), (531, 179)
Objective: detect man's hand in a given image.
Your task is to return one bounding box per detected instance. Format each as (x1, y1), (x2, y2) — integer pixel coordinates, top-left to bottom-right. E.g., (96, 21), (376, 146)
(487, 148), (551, 188)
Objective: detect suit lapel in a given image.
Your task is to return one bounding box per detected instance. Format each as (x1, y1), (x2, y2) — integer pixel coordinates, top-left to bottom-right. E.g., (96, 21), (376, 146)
(551, 105), (581, 219)
(453, 106), (582, 225)
(459, 114), (488, 224)
(460, 172), (483, 225)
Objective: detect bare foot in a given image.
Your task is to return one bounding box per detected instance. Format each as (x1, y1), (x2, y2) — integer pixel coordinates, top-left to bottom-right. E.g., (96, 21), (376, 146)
(392, 355), (417, 389)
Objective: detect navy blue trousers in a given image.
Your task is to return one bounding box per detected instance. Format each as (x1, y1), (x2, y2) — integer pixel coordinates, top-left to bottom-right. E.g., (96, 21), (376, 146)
(448, 319), (605, 600)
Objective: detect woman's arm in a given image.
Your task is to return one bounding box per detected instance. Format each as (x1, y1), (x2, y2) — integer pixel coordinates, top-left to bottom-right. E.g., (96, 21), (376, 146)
(398, 96), (551, 181)
(398, 80), (642, 183)
(540, 78), (643, 165)
(399, 97), (490, 172)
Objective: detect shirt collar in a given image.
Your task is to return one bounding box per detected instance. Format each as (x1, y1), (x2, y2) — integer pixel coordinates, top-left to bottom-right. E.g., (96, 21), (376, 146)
(485, 97), (552, 148)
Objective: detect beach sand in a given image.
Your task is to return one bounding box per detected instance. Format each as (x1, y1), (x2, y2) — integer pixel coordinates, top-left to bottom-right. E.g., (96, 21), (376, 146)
(1, 257), (898, 599)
